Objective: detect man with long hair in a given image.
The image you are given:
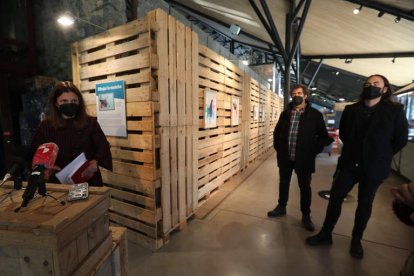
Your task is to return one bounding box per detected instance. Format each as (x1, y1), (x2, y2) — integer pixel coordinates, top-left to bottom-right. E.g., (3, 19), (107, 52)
(306, 75), (408, 259)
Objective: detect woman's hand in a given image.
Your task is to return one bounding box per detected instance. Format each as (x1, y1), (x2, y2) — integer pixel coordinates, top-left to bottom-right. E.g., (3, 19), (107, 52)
(81, 160), (98, 179)
(44, 165), (61, 181)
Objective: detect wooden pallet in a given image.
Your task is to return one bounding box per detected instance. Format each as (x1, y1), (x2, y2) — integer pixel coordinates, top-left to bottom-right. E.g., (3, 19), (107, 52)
(197, 46), (243, 204)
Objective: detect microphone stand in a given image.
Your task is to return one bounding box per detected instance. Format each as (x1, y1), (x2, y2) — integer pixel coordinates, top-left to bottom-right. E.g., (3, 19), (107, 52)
(0, 174), (24, 205)
(14, 166), (65, 212)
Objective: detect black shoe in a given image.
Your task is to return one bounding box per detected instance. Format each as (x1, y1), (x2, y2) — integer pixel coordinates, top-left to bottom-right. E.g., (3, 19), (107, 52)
(302, 216), (315, 231)
(350, 239), (364, 259)
(267, 205), (286, 217)
(306, 231), (333, 246)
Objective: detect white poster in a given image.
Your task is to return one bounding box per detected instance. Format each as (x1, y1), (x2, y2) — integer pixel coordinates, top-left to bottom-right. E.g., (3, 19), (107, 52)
(96, 80), (127, 137)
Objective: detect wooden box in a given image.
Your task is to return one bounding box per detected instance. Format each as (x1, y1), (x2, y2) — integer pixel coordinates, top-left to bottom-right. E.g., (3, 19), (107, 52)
(0, 183), (111, 276)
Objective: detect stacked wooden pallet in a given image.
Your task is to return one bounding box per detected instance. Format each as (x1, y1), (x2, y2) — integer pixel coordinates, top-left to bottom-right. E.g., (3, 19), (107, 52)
(72, 9), (199, 250)
(197, 46), (243, 203)
(248, 78), (261, 163)
(71, 8), (283, 250)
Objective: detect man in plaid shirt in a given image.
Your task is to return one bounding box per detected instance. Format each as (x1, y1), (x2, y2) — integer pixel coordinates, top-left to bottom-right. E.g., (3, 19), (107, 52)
(268, 84), (332, 231)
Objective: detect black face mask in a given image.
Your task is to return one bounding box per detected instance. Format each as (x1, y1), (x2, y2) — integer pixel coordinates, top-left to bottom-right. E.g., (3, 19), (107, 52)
(59, 103), (80, 118)
(361, 85), (382, 100)
(292, 96), (303, 106)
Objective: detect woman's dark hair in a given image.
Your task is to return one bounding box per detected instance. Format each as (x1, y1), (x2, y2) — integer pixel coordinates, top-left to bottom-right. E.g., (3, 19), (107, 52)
(359, 74), (394, 104)
(47, 81), (89, 128)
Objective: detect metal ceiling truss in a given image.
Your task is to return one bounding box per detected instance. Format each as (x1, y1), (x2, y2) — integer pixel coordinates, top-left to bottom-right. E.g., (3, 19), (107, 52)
(250, 0), (313, 107)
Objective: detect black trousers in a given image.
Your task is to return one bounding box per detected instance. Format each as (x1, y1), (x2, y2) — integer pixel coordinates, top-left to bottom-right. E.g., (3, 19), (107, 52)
(321, 166), (381, 240)
(278, 160), (312, 217)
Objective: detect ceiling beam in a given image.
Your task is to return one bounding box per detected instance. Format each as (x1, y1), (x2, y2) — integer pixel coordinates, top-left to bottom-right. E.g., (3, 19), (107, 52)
(343, 0), (414, 22)
(303, 52), (414, 59)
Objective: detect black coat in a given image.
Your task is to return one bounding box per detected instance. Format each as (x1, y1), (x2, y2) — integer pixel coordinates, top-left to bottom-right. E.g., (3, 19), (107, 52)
(338, 101), (408, 183)
(273, 102), (332, 174)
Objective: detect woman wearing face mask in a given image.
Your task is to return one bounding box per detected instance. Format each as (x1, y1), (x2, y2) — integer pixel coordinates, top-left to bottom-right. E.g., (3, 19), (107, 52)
(31, 81), (112, 186)
(306, 74), (408, 259)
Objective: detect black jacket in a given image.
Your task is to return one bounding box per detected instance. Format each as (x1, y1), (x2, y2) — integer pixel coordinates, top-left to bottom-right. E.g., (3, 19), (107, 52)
(338, 101), (408, 182)
(273, 101), (332, 174)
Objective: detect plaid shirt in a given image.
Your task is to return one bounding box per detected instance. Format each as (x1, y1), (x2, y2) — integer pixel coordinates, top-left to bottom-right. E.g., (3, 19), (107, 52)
(288, 109), (304, 160)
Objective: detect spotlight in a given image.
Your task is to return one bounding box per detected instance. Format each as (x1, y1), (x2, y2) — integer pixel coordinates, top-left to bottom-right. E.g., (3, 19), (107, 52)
(57, 12), (75, 26)
(353, 5), (362, 15)
(310, 87), (317, 91)
(395, 16), (401, 23)
(392, 57), (396, 63)
(267, 78), (273, 82)
(242, 60), (249, 65)
(335, 71), (339, 76)
(339, 98), (345, 101)
(345, 58), (352, 64)
(377, 11), (384, 17)
(229, 24), (241, 35)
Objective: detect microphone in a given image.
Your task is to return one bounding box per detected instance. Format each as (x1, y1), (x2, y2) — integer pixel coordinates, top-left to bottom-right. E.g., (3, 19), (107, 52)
(21, 143), (59, 207)
(0, 146), (33, 186)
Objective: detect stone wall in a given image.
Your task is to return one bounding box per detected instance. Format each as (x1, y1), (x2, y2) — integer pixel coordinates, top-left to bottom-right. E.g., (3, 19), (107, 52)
(34, 0), (127, 80)
(33, 0), (268, 87)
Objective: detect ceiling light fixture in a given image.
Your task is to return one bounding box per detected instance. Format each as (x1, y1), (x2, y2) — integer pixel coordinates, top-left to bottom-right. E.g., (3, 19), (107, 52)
(345, 58), (352, 64)
(310, 87), (317, 91)
(242, 60), (249, 65)
(335, 71), (339, 76)
(377, 11), (384, 17)
(353, 5), (362, 15)
(57, 11), (106, 31)
(229, 24), (241, 35)
(267, 78), (273, 82)
(339, 98), (345, 101)
(394, 16), (401, 23)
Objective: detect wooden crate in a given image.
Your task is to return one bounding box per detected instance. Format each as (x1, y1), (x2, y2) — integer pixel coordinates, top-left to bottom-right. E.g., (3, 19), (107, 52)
(86, 226), (127, 276)
(0, 183), (111, 276)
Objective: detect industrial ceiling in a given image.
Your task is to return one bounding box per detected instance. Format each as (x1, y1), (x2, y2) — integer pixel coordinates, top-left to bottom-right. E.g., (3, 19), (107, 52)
(167, 0), (414, 106)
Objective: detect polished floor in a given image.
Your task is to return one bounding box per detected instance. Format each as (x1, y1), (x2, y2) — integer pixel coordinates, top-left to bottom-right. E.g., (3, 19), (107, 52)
(127, 152), (414, 276)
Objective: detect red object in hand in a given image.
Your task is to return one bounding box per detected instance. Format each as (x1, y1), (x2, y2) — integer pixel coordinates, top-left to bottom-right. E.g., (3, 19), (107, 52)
(32, 142), (59, 169)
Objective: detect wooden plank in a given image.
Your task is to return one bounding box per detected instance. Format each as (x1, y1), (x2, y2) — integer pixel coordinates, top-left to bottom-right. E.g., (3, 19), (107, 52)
(71, 42), (81, 88)
(76, 18), (148, 52)
(185, 26), (193, 215)
(79, 34), (150, 64)
(80, 71), (151, 92)
(176, 21), (187, 223)
(127, 119), (153, 132)
(112, 161), (156, 181)
(110, 147), (153, 163)
(110, 188), (155, 209)
(102, 169), (158, 195)
(191, 31), (199, 211)
(127, 101), (153, 116)
(110, 213), (156, 238)
(110, 198), (159, 225)
(80, 53), (150, 80)
(106, 134), (156, 150)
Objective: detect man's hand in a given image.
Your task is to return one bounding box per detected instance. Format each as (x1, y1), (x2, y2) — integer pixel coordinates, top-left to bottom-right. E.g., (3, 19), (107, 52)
(391, 183), (414, 209)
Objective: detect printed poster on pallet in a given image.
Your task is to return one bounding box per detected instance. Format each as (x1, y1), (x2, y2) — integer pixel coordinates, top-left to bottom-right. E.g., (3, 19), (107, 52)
(204, 89), (217, 128)
(253, 105), (259, 121)
(96, 80), (127, 137)
(231, 96), (240, 126)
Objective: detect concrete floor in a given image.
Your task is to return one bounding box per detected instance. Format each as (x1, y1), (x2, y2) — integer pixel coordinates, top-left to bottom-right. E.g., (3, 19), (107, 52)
(127, 152), (414, 276)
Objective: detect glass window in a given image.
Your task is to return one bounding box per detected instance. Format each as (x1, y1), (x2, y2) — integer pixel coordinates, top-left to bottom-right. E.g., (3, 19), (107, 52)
(395, 91), (414, 141)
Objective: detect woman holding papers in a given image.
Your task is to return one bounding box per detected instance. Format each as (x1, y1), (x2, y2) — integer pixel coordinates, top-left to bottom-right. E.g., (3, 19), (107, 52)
(31, 81), (112, 186)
